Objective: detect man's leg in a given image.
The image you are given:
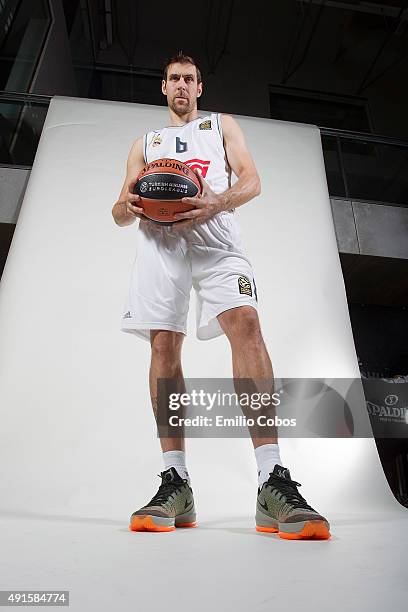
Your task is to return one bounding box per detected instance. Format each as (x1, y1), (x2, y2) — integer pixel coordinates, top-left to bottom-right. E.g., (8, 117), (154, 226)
(217, 306), (330, 539)
(129, 329), (196, 532)
(149, 329), (186, 453)
(217, 306), (281, 452)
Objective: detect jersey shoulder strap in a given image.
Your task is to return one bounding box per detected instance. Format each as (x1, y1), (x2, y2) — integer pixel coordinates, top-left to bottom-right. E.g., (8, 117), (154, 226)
(143, 130), (162, 162)
(142, 133), (148, 163)
(211, 112), (223, 142)
(197, 113), (223, 142)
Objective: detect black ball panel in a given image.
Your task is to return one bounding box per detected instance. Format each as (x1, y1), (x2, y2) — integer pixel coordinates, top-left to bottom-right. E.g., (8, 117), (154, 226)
(134, 173), (199, 201)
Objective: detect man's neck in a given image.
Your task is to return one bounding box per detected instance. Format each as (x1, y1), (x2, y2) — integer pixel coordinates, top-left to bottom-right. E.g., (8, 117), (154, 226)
(168, 107), (200, 127)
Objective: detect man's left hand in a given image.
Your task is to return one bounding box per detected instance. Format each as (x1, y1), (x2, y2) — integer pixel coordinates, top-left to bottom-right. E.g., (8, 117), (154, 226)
(172, 171), (225, 230)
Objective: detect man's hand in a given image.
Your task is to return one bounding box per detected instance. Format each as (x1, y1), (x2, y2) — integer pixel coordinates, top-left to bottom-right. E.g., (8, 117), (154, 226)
(124, 178), (144, 220)
(172, 171), (225, 230)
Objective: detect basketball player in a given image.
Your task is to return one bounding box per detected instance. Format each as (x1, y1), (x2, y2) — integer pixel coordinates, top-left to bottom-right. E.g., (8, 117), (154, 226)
(112, 53), (330, 539)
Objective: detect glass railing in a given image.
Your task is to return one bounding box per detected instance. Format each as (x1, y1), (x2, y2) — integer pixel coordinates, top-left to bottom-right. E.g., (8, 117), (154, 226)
(0, 91), (50, 166)
(321, 128), (408, 208)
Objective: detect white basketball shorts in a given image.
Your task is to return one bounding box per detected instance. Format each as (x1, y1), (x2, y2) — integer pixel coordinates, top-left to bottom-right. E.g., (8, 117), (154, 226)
(120, 211), (258, 342)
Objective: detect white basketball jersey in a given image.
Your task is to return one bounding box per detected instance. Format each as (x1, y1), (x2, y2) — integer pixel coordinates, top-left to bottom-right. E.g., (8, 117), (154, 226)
(143, 113), (232, 202)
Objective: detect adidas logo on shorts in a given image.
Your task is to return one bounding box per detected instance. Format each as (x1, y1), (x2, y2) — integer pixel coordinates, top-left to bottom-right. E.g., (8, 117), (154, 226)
(123, 311), (132, 319)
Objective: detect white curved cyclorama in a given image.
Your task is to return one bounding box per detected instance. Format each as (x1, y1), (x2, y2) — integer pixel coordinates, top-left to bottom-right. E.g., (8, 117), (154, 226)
(0, 97), (406, 611)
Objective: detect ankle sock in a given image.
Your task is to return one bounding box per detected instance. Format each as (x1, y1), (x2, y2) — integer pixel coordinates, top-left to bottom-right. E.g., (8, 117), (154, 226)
(255, 443), (283, 487)
(163, 450), (190, 483)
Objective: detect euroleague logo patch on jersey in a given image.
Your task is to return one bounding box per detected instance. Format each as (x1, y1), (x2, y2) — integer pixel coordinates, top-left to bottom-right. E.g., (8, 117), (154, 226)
(184, 158), (211, 178)
(238, 275), (252, 297)
(199, 119), (212, 130)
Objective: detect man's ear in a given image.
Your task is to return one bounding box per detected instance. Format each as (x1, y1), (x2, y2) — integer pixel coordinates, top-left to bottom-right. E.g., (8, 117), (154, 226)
(197, 83), (203, 97)
(161, 80), (167, 96)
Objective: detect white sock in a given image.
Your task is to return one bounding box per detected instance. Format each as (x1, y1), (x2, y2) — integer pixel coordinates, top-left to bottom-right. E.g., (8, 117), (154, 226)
(163, 450), (190, 483)
(255, 443), (283, 487)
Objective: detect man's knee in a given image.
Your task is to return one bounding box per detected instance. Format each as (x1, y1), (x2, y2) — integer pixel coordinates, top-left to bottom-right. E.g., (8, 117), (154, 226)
(150, 330), (184, 361)
(218, 306), (263, 343)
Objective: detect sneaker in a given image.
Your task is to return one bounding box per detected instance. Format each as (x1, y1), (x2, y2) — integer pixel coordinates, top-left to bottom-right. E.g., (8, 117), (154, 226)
(129, 467), (196, 532)
(256, 464), (331, 540)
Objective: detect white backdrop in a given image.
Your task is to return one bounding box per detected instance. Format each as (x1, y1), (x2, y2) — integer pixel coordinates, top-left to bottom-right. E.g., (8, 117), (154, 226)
(0, 96), (405, 525)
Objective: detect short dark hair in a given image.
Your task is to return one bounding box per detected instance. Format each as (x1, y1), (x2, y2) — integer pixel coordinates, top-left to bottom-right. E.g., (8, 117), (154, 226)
(163, 52), (202, 84)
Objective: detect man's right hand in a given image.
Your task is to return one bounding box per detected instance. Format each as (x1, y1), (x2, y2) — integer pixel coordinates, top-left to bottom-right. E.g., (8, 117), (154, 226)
(113, 138), (149, 227)
(125, 178), (144, 220)
(113, 178), (146, 226)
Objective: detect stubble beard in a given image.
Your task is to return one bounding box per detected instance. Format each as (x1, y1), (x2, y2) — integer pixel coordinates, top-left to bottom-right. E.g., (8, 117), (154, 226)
(169, 95), (196, 118)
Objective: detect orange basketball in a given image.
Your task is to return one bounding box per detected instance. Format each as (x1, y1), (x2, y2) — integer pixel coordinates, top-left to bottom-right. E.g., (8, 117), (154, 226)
(133, 158), (201, 224)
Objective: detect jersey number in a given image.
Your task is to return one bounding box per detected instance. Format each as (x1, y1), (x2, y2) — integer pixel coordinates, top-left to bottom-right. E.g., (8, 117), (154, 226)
(176, 137), (188, 153)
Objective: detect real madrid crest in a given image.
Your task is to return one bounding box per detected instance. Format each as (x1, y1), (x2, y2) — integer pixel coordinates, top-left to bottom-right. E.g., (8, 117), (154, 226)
(151, 134), (162, 147)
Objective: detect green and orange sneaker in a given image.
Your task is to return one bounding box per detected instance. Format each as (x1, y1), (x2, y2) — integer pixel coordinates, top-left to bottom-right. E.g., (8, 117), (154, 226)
(256, 465), (331, 540)
(129, 467), (196, 532)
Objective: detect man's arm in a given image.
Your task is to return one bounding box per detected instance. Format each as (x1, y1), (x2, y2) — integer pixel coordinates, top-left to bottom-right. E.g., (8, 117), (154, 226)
(111, 137), (146, 227)
(173, 114), (260, 226)
(217, 113), (261, 212)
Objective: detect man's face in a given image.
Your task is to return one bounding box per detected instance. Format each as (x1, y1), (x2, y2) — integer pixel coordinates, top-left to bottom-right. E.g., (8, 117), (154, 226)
(162, 62), (203, 116)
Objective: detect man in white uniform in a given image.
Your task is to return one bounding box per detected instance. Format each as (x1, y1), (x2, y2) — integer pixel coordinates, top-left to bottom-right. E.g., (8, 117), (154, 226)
(112, 53), (330, 539)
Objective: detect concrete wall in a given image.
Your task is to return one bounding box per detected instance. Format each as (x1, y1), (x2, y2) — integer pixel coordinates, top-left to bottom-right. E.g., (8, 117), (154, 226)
(0, 167), (30, 224)
(330, 198), (408, 259)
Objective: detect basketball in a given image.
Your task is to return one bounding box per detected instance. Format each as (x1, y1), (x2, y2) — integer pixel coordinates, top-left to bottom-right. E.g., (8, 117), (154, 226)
(133, 158), (201, 224)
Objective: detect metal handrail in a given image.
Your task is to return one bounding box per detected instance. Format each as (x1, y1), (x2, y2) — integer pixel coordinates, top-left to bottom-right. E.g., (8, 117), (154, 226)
(74, 62), (162, 78)
(0, 90), (52, 103)
(319, 127), (408, 149)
